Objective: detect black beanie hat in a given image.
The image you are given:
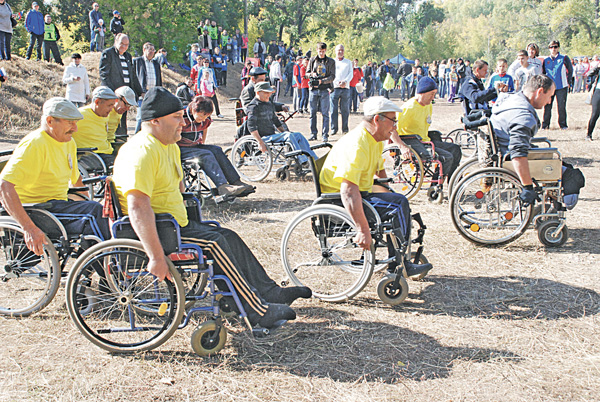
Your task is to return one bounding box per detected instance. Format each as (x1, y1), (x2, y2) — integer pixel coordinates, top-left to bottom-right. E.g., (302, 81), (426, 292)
(140, 87), (185, 122)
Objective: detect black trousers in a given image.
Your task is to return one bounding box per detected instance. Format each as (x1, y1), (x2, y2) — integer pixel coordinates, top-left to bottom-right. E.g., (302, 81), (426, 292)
(587, 89), (600, 138)
(43, 41), (63, 65)
(543, 87), (568, 129)
(180, 220), (276, 317)
(26, 33), (43, 60)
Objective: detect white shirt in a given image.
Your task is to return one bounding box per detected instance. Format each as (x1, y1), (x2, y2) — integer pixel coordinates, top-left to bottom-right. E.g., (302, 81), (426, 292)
(514, 64), (537, 90)
(270, 60), (282, 80)
(62, 62), (91, 103)
(333, 57), (353, 88)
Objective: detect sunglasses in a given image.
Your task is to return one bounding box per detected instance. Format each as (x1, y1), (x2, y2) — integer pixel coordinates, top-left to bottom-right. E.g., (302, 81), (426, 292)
(549, 45), (559, 49)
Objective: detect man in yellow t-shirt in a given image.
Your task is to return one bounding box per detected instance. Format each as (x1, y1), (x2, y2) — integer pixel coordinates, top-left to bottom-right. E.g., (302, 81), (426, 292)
(112, 87), (309, 329)
(320, 96), (432, 278)
(0, 98), (110, 255)
(73, 86), (119, 167)
(393, 77), (462, 180)
(107, 86), (137, 146)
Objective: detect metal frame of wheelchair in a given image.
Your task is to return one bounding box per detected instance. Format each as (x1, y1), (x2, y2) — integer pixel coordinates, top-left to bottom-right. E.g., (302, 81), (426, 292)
(181, 157), (238, 206)
(77, 148), (109, 200)
(227, 98), (309, 182)
(64, 179), (279, 356)
(448, 114), (569, 247)
(382, 135), (446, 203)
(279, 147), (429, 306)
(0, 150), (106, 317)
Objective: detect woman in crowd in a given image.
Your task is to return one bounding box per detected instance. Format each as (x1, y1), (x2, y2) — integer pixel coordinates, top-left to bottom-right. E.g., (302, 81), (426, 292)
(0, 0), (14, 61)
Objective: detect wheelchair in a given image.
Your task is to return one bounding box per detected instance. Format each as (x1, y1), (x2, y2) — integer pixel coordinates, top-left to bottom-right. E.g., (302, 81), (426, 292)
(448, 114), (570, 247)
(0, 150), (107, 316)
(182, 157), (240, 206)
(77, 147), (111, 200)
(65, 178), (282, 356)
(227, 98), (310, 182)
(381, 135), (447, 203)
(280, 147), (430, 305)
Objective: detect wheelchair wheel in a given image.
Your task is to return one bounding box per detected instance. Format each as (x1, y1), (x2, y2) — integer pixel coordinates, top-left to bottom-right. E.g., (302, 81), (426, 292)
(230, 137), (273, 182)
(280, 205), (375, 303)
(426, 186), (444, 204)
(448, 156), (479, 197)
(190, 320), (227, 356)
(382, 146), (424, 201)
(78, 152), (107, 199)
(66, 239), (186, 353)
(537, 220), (568, 247)
(377, 273), (409, 306)
(0, 223), (61, 317)
(447, 128), (477, 159)
(450, 168), (533, 246)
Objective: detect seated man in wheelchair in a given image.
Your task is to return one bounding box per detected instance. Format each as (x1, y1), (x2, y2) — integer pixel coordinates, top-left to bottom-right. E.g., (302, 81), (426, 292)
(107, 86), (137, 149)
(179, 95), (254, 197)
(247, 82), (316, 164)
(319, 96), (432, 278)
(73, 86), (120, 168)
(461, 60), (506, 115)
(112, 87), (311, 328)
(240, 67), (288, 113)
(0, 97), (110, 255)
(490, 74), (583, 207)
(392, 77), (462, 182)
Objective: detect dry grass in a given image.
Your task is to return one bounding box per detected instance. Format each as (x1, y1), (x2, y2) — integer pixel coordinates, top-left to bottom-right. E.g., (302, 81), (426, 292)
(0, 69), (599, 401)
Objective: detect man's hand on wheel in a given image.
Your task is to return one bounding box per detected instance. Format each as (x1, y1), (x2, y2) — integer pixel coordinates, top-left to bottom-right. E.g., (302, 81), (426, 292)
(148, 257), (173, 281)
(519, 185), (540, 207)
(24, 226), (48, 256)
(354, 227), (372, 250)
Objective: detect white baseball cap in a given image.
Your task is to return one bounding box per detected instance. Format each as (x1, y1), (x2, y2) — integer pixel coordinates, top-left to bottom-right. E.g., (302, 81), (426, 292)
(363, 96), (403, 116)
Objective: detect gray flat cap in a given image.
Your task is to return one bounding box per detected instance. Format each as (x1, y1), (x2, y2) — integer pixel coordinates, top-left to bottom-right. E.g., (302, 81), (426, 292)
(249, 67), (267, 76)
(255, 81), (275, 92)
(42, 97), (84, 120)
(115, 86), (137, 107)
(92, 86), (118, 100)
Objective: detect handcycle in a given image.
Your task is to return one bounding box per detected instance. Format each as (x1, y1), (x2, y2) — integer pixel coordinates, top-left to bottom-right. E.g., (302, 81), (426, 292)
(0, 149), (107, 316)
(280, 147), (431, 305)
(448, 113), (572, 247)
(65, 178), (284, 356)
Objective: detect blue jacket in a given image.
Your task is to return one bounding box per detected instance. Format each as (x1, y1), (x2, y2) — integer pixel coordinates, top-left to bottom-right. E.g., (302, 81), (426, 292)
(461, 76), (497, 114)
(26, 9), (44, 35)
(490, 91), (540, 158)
(542, 54), (573, 91)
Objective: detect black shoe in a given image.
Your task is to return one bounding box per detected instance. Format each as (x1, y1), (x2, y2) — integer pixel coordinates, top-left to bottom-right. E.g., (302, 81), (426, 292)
(331, 130), (338, 136)
(342, 131), (349, 135)
(308, 134), (318, 141)
(404, 259), (433, 278)
(263, 286), (312, 305)
(248, 303), (296, 329)
(323, 136), (329, 143)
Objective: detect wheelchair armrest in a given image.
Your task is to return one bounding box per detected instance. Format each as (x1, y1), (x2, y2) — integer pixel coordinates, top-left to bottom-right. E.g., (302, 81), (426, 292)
(310, 143), (333, 151)
(77, 147), (98, 153)
(81, 176), (106, 185)
(181, 192), (196, 199)
(22, 202), (54, 209)
(228, 97), (240, 102)
(462, 116), (489, 130)
(284, 149), (311, 158)
(115, 134), (129, 140)
(68, 187), (90, 193)
(374, 177), (393, 184)
(320, 193), (343, 200)
(0, 149), (13, 157)
(531, 137), (552, 147)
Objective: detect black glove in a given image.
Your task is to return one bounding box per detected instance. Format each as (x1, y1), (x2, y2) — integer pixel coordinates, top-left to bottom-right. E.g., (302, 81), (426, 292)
(519, 185), (540, 206)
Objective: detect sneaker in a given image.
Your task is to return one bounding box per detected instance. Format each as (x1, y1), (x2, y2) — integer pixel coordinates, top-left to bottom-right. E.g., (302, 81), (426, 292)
(263, 286), (312, 305)
(342, 131), (349, 135)
(308, 134), (318, 141)
(322, 136), (329, 143)
(217, 184), (246, 197)
(248, 303), (297, 329)
(217, 114), (224, 118)
(560, 126), (569, 130)
(330, 130), (338, 136)
(586, 136), (593, 141)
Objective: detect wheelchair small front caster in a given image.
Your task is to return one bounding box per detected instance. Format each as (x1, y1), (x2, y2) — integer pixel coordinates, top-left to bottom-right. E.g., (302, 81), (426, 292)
(427, 186), (444, 204)
(377, 273), (409, 305)
(537, 220), (568, 247)
(275, 167), (290, 181)
(190, 320), (227, 356)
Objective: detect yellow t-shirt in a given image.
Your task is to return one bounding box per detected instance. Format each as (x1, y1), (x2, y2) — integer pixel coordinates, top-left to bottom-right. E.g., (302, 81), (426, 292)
(107, 109), (123, 143)
(396, 97), (432, 141)
(319, 126), (384, 193)
(72, 105), (114, 154)
(112, 131), (188, 227)
(0, 129), (79, 203)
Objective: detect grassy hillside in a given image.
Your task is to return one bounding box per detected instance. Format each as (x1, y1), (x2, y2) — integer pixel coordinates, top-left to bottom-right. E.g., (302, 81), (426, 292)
(0, 53), (244, 140)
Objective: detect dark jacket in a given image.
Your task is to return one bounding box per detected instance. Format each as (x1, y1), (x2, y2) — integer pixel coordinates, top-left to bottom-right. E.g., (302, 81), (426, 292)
(240, 81), (285, 111)
(110, 16), (125, 35)
(175, 83), (194, 106)
(246, 97), (282, 137)
(133, 56), (163, 92)
(460, 76), (497, 114)
(99, 46), (143, 97)
(307, 55), (335, 90)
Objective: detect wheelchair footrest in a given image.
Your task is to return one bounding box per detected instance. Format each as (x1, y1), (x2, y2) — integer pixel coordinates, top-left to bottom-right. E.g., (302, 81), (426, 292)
(252, 320), (287, 337)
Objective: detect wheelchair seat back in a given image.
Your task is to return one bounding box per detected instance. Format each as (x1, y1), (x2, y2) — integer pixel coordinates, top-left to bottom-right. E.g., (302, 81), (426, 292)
(503, 148), (562, 183)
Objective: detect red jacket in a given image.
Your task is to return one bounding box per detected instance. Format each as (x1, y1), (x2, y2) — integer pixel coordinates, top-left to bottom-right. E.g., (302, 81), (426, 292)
(350, 67), (363, 87)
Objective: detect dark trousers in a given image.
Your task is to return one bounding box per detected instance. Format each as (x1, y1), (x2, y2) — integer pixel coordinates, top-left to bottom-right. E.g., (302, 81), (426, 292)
(214, 67), (222, 86)
(0, 30), (11, 60)
(43, 41), (63, 65)
(221, 69), (227, 86)
(402, 132), (461, 181)
(300, 88), (309, 110)
(180, 144), (241, 187)
(211, 94), (221, 115)
(543, 87), (568, 129)
(284, 77), (293, 96)
(587, 89), (600, 138)
(241, 48), (247, 62)
(309, 89), (331, 138)
(180, 220), (276, 317)
(330, 87), (350, 133)
(36, 200), (110, 243)
(26, 33), (44, 60)
(365, 79), (373, 98)
(350, 86), (359, 112)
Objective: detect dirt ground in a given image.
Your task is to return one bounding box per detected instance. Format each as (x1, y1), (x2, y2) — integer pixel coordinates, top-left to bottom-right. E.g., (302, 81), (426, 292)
(0, 90), (599, 402)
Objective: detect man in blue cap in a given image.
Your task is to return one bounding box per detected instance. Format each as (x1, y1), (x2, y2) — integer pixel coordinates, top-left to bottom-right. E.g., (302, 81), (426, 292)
(112, 87), (311, 329)
(25, 2), (44, 61)
(393, 77), (462, 181)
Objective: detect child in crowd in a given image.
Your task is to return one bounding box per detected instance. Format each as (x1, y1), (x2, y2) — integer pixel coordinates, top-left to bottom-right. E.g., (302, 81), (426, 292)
(240, 60), (253, 87)
(514, 50), (537, 91)
(189, 44), (200, 69)
(199, 70), (215, 98)
(428, 68), (439, 98)
(448, 65), (459, 102)
(487, 58), (514, 102)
